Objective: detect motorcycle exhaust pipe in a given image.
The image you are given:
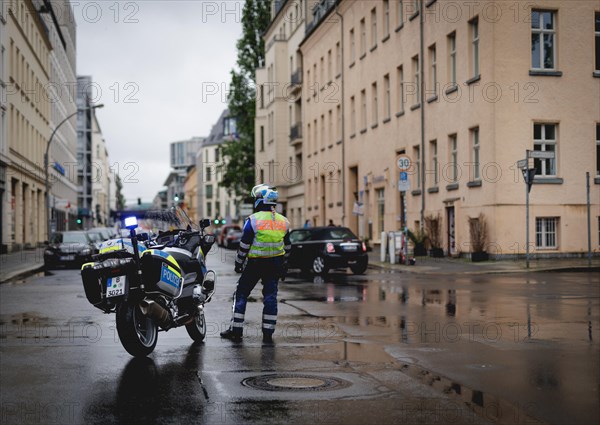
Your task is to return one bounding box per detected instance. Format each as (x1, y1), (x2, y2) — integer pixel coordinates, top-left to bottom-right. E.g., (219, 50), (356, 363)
(139, 299), (170, 326)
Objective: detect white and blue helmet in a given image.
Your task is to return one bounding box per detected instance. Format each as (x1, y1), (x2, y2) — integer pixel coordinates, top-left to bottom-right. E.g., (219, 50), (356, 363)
(251, 184), (278, 208)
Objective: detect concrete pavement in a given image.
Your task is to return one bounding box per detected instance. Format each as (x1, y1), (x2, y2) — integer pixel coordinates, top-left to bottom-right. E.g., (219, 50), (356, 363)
(0, 248), (45, 283)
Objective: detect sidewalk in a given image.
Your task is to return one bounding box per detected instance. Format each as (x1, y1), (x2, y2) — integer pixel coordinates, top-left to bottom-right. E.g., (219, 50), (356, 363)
(367, 250), (600, 274)
(0, 248), (45, 283)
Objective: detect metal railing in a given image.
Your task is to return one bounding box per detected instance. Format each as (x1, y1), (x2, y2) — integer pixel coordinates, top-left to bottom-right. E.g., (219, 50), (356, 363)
(290, 122), (302, 142)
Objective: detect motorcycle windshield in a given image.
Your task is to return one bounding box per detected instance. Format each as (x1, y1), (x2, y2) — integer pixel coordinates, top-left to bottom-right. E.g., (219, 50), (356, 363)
(140, 206), (198, 234)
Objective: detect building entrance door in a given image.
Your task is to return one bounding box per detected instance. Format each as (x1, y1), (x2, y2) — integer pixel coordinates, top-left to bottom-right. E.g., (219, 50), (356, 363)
(447, 206), (456, 255)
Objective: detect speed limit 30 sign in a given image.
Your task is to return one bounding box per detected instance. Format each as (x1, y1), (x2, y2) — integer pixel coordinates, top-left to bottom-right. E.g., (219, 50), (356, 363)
(397, 155), (412, 171)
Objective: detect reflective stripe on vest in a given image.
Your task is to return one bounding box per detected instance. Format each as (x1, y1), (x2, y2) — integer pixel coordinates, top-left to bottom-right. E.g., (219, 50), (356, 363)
(247, 211), (288, 258)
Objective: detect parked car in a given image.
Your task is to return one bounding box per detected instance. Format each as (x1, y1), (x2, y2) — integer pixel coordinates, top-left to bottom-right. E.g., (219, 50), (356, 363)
(288, 227), (368, 276)
(217, 224), (241, 247)
(223, 229), (242, 249)
(90, 227), (116, 241)
(44, 231), (98, 268)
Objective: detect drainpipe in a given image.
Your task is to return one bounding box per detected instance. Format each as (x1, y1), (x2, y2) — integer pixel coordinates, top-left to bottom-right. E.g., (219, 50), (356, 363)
(419, 0), (425, 229)
(335, 3), (345, 226)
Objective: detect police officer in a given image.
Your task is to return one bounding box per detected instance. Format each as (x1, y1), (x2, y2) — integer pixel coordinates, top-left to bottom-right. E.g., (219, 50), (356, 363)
(220, 184), (291, 343)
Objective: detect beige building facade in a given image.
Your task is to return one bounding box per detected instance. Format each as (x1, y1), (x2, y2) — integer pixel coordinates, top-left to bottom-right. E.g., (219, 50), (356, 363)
(298, 0), (599, 257)
(256, 0), (307, 228)
(5, 0), (52, 250)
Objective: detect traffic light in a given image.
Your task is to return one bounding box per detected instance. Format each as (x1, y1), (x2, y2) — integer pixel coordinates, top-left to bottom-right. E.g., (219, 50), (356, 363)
(214, 219), (220, 225)
(76, 217), (82, 225)
(174, 193), (180, 203)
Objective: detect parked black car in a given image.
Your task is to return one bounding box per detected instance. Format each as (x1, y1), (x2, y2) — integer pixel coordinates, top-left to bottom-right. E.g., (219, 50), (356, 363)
(288, 227), (368, 276)
(44, 231), (98, 268)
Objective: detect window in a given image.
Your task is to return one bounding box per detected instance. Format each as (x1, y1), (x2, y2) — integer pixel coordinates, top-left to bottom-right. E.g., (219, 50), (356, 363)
(328, 109), (333, 143)
(327, 49), (332, 82)
(533, 123), (557, 176)
(320, 56), (324, 85)
(206, 184), (213, 199)
(397, 0), (404, 27)
(595, 13), (600, 71)
(397, 65), (405, 113)
(320, 114), (325, 148)
(260, 126), (264, 151)
(429, 44), (437, 97)
(430, 140), (438, 185)
(350, 96), (356, 135)
(223, 117), (236, 136)
(596, 123), (600, 176)
(360, 89), (367, 130)
(371, 8), (377, 48)
(307, 123), (311, 151)
(449, 134), (458, 182)
(336, 105), (341, 141)
(531, 10), (556, 70)
(536, 217), (558, 249)
(470, 17), (480, 77)
(412, 55), (420, 105)
(383, 74), (391, 119)
(448, 32), (456, 86)
(471, 127), (480, 180)
(383, 0), (390, 37)
(205, 164), (212, 181)
(207, 202), (212, 217)
(371, 82), (378, 125)
(350, 28), (356, 63)
(413, 145), (421, 188)
(377, 188), (385, 233)
(360, 18), (366, 56)
(336, 42), (341, 75)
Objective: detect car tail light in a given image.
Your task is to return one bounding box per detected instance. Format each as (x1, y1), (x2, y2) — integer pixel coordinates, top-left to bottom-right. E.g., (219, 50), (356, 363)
(362, 242), (367, 252)
(326, 243), (335, 253)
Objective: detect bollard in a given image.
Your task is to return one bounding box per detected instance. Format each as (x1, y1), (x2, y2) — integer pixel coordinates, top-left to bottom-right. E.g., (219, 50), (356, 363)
(389, 232), (396, 264)
(380, 232), (387, 262)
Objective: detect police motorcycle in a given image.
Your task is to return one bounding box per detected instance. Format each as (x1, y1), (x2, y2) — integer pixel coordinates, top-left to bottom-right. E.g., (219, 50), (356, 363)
(81, 207), (216, 357)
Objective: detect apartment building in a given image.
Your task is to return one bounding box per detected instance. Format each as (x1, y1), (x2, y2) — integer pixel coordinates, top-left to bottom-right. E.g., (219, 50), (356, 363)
(299, 0), (599, 257)
(256, 0), (307, 228)
(0, 0), (8, 252)
(5, 0), (52, 250)
(164, 137), (203, 209)
(197, 109), (239, 223)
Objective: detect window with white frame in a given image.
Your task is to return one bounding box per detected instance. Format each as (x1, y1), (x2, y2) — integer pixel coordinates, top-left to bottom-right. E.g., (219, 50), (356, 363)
(371, 82), (378, 125)
(449, 134), (458, 182)
(536, 217), (558, 249)
(361, 89), (367, 130)
(350, 96), (356, 135)
(430, 140), (438, 185)
(397, 0), (404, 27)
(350, 28), (355, 63)
(412, 55), (420, 105)
(413, 145), (421, 188)
(383, 0), (390, 37)
(384, 74), (391, 119)
(371, 8), (377, 48)
(360, 18), (366, 56)
(596, 123), (600, 176)
(471, 127), (480, 180)
(470, 17), (479, 77)
(531, 10), (556, 70)
(397, 65), (404, 113)
(595, 12), (600, 71)
(429, 44), (437, 97)
(448, 32), (456, 86)
(533, 123), (557, 176)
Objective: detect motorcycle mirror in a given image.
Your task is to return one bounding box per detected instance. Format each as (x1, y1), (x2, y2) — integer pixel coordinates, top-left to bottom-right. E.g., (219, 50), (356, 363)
(199, 219), (211, 229)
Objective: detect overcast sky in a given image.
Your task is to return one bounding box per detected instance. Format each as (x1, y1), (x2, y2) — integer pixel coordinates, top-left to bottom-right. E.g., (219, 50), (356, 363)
(76, 0), (243, 205)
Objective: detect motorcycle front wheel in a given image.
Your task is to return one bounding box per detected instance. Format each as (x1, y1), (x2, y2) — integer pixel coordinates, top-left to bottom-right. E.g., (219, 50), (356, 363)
(116, 302), (158, 357)
(185, 310), (206, 342)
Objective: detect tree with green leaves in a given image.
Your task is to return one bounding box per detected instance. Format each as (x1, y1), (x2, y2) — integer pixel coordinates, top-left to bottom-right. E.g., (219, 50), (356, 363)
(115, 174), (126, 210)
(220, 0), (271, 199)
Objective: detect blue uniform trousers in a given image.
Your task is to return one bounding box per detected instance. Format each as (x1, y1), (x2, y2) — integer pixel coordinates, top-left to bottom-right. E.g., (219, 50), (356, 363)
(231, 256), (283, 336)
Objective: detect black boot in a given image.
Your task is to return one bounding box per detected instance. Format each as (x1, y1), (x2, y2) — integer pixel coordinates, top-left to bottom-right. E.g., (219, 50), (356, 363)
(220, 328), (242, 342)
(262, 333), (273, 344)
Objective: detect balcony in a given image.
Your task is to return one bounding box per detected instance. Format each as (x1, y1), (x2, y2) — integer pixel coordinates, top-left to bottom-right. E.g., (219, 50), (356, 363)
(290, 68), (302, 95)
(290, 122), (303, 146)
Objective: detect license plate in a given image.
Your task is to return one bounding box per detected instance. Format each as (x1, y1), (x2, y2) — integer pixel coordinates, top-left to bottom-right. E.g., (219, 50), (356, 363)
(60, 255), (75, 261)
(342, 245), (358, 252)
(106, 275), (127, 298)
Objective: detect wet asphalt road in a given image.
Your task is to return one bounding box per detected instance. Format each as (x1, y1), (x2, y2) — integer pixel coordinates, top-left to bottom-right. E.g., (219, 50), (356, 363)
(0, 247), (599, 425)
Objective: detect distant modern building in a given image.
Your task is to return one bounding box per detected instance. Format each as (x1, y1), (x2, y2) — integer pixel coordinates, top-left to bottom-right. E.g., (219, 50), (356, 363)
(197, 109), (240, 223)
(163, 137), (203, 208)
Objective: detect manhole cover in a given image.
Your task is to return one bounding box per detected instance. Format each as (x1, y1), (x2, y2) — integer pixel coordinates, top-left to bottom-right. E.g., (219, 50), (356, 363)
(242, 374), (351, 392)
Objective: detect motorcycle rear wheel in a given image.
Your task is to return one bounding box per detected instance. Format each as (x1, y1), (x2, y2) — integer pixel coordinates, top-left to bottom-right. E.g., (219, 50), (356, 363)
(185, 310), (207, 342)
(116, 302), (158, 357)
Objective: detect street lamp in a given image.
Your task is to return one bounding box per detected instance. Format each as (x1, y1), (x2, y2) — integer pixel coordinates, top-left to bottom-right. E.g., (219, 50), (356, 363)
(45, 104), (104, 239)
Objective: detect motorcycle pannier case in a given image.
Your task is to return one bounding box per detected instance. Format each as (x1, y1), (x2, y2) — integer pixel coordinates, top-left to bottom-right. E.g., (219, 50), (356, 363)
(81, 257), (137, 311)
(140, 250), (183, 297)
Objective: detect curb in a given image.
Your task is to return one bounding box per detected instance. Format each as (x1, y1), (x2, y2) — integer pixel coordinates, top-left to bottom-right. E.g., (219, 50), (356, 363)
(0, 264), (45, 284)
(367, 262), (600, 275)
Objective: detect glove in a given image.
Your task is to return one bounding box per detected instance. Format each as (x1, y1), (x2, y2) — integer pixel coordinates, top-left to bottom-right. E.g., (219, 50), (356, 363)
(234, 263), (244, 274)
